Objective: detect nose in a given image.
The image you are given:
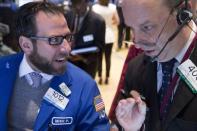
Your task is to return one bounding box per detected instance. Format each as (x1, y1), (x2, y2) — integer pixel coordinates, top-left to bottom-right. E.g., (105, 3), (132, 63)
(133, 30), (142, 42)
(59, 39), (71, 54)
(133, 30), (151, 49)
(133, 31), (143, 48)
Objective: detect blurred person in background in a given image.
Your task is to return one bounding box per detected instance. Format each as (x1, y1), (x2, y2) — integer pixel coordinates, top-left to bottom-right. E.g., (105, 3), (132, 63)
(92, 0), (119, 84)
(0, 0), (18, 51)
(65, 0), (106, 79)
(0, 22), (16, 56)
(116, 0), (131, 51)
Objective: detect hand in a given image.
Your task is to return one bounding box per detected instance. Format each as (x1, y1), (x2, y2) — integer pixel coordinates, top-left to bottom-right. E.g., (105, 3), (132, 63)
(115, 90), (146, 131)
(110, 127), (119, 131)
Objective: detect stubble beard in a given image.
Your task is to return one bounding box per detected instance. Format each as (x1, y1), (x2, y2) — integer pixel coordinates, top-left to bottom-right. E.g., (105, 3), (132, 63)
(29, 46), (66, 75)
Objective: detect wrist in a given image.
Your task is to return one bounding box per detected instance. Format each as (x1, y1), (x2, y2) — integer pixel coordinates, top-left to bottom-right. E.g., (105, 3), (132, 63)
(124, 128), (140, 131)
(110, 123), (118, 129)
(125, 123), (145, 131)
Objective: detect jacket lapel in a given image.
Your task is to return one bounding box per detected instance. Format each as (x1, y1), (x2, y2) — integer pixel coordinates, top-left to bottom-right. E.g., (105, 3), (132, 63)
(164, 80), (195, 130)
(34, 103), (55, 130)
(164, 36), (197, 130)
(143, 59), (161, 130)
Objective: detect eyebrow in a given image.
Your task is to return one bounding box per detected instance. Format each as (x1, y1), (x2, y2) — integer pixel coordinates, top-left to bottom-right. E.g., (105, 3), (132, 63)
(127, 20), (153, 30)
(139, 20), (153, 27)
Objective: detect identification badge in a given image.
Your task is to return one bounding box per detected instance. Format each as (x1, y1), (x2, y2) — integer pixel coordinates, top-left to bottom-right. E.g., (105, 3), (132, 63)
(177, 59), (197, 93)
(59, 83), (71, 96)
(83, 34), (94, 42)
(52, 117), (73, 125)
(43, 88), (69, 111)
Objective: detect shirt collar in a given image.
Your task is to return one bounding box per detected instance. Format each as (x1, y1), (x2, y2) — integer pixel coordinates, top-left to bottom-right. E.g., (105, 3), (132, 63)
(19, 54), (53, 81)
(175, 20), (197, 63)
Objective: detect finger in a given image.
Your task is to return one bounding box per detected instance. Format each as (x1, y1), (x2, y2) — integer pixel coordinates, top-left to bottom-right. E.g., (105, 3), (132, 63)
(130, 90), (141, 101)
(137, 97), (147, 115)
(130, 90), (140, 98)
(129, 91), (146, 115)
(130, 90), (147, 104)
(126, 97), (137, 106)
(124, 98), (137, 113)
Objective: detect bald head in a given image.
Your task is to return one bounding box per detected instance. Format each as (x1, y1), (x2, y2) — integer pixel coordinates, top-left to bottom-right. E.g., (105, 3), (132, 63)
(121, 0), (169, 27)
(120, 0), (190, 62)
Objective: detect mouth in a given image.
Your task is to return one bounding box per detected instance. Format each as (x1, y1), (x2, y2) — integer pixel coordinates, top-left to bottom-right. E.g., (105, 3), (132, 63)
(144, 50), (155, 56)
(55, 57), (66, 63)
(146, 50), (154, 53)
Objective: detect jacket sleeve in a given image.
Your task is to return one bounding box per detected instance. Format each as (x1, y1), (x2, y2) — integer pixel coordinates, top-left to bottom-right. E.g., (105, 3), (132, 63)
(75, 80), (110, 131)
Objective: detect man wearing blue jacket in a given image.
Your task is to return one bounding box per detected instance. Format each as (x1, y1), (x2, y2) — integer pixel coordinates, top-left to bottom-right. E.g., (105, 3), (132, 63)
(0, 1), (110, 131)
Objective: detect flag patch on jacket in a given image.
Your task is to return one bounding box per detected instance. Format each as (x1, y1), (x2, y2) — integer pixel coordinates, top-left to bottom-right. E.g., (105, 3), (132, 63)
(94, 95), (105, 112)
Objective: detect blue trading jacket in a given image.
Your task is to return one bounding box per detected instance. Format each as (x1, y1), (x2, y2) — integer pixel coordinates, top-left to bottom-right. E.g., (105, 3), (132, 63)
(0, 53), (110, 131)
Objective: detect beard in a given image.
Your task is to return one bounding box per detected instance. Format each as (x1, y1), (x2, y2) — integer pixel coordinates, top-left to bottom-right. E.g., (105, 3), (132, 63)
(29, 45), (67, 75)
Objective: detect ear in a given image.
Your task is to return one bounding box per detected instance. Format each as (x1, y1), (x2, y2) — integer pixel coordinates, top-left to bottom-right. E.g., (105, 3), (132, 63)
(19, 36), (34, 55)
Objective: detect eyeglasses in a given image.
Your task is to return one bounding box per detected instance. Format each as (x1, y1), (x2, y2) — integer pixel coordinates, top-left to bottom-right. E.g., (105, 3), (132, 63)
(29, 34), (75, 45)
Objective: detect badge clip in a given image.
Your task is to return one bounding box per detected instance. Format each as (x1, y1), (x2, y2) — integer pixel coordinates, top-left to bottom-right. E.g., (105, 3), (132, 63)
(59, 82), (71, 96)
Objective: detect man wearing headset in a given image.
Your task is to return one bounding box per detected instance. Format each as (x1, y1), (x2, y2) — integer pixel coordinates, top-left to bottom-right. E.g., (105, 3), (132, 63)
(112, 0), (197, 131)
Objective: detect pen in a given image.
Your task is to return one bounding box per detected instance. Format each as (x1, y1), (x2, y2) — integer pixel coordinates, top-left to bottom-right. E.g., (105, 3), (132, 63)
(120, 89), (130, 98)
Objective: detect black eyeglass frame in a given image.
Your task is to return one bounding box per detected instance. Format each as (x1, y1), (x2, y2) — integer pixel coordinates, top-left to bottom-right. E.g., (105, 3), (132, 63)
(29, 34), (75, 45)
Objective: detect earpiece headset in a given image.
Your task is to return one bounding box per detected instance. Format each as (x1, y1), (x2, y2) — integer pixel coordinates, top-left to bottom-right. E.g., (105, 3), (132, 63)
(150, 0), (193, 62)
(176, 0), (193, 25)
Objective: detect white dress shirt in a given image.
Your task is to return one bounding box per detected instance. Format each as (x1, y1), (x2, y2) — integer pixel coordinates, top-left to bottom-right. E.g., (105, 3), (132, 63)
(157, 20), (197, 92)
(19, 54), (53, 85)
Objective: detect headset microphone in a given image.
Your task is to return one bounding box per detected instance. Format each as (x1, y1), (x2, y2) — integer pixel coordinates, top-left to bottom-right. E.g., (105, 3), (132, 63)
(150, 0), (193, 62)
(151, 16), (192, 62)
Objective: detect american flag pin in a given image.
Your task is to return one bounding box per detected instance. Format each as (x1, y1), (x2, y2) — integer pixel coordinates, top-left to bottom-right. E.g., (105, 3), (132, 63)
(94, 95), (105, 112)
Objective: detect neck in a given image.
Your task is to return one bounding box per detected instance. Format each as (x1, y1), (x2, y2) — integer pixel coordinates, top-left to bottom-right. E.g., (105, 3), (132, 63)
(157, 21), (193, 62)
